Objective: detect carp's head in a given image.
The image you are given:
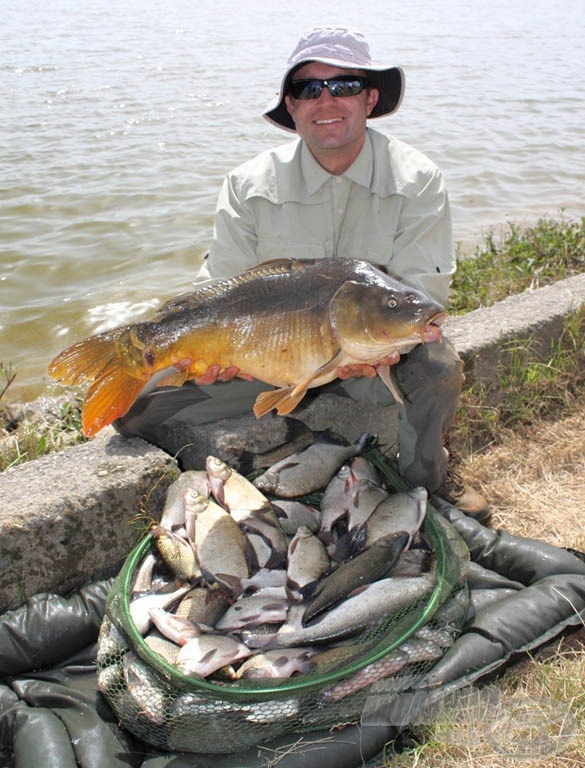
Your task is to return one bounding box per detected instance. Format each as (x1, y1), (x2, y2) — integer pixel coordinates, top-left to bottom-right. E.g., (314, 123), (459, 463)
(329, 278), (445, 361)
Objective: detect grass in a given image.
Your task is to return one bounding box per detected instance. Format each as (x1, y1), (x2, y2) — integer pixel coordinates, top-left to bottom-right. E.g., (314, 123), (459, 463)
(430, 214), (585, 457)
(450, 215), (585, 314)
(383, 635), (585, 768)
(0, 394), (86, 472)
(448, 303), (585, 456)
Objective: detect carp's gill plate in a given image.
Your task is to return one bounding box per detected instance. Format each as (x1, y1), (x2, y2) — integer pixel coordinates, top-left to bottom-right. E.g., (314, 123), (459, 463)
(48, 258), (445, 436)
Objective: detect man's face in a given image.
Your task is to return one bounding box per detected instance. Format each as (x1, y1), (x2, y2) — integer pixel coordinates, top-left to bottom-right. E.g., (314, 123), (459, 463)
(284, 62), (379, 169)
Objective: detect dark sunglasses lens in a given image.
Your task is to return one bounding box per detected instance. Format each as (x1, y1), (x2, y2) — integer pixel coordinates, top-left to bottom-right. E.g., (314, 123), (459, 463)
(328, 78), (365, 97)
(289, 77), (369, 100)
(289, 80), (323, 99)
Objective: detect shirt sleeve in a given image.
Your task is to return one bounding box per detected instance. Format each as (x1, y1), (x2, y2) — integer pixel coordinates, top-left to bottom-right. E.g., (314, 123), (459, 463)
(388, 165), (455, 308)
(194, 173), (259, 284)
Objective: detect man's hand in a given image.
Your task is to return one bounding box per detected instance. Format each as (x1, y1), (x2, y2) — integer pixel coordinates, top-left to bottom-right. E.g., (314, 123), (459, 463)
(193, 364), (254, 385)
(337, 352), (401, 380)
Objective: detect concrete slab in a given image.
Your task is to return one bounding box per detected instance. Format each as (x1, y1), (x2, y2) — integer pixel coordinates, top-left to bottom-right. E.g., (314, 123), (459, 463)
(0, 429), (177, 610)
(444, 272), (585, 386)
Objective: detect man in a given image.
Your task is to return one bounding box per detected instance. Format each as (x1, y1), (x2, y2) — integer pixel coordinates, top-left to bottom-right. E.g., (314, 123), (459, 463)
(117, 26), (489, 522)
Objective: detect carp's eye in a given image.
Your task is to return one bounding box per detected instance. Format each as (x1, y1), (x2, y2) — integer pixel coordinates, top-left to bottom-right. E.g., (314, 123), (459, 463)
(387, 298), (398, 308)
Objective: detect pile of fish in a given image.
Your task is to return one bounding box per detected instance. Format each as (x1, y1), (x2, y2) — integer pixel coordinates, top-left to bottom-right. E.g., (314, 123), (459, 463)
(122, 432), (454, 702)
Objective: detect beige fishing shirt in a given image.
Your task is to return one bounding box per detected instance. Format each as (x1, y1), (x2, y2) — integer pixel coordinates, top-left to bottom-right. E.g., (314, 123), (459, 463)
(196, 127), (454, 307)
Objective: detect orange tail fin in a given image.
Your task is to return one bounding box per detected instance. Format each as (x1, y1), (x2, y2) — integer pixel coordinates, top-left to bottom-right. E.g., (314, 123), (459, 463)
(253, 386), (307, 418)
(48, 329), (126, 385)
(48, 329), (146, 436)
(80, 362), (146, 436)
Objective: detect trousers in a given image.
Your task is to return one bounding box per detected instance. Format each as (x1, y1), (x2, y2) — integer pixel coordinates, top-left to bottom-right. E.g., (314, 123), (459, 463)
(115, 338), (463, 494)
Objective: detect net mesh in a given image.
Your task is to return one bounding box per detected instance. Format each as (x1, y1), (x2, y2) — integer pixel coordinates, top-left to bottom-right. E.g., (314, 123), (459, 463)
(97, 455), (470, 753)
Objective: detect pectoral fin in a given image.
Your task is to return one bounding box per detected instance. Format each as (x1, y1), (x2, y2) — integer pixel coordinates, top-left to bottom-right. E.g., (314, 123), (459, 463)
(253, 387), (304, 417)
(376, 364), (404, 405)
(253, 350), (346, 418)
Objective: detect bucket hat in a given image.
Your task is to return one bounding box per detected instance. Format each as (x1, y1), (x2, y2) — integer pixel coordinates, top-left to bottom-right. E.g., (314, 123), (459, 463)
(263, 26), (405, 132)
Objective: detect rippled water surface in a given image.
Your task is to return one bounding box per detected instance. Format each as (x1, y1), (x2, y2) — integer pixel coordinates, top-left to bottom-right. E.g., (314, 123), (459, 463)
(2, 0), (584, 401)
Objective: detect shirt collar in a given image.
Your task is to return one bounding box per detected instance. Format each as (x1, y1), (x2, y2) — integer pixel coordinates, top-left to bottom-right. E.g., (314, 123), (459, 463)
(301, 132), (374, 196)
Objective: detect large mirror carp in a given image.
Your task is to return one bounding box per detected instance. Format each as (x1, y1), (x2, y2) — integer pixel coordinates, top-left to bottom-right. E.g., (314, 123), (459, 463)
(48, 258), (445, 436)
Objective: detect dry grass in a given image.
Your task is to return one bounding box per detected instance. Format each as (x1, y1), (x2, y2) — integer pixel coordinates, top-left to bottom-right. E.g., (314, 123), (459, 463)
(457, 409), (585, 550)
(379, 408), (585, 768)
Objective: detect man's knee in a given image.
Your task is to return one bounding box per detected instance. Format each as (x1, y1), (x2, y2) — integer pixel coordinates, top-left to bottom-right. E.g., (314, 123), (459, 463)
(396, 338), (463, 396)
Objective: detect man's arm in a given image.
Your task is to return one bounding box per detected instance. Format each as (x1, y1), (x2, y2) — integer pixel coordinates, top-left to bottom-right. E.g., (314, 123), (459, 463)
(195, 173), (260, 284)
(389, 166), (455, 308)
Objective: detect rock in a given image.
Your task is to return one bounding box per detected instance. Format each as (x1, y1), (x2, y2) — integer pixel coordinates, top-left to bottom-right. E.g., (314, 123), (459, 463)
(142, 394), (398, 472)
(0, 428), (177, 611)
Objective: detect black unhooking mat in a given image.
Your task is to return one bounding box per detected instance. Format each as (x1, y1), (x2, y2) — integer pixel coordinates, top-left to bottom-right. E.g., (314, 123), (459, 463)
(1, 499), (585, 768)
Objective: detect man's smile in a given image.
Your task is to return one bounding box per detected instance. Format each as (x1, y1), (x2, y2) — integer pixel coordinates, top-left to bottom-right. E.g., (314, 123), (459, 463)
(314, 117), (344, 125)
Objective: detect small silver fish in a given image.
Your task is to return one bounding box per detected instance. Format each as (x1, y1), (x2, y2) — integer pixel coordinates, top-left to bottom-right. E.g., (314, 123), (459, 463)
(237, 508), (288, 569)
(215, 593), (290, 632)
(160, 470), (211, 531)
(97, 615), (129, 666)
(191, 492), (252, 594)
(303, 531), (410, 624)
(237, 623), (282, 650)
(176, 635), (252, 678)
(130, 551), (157, 596)
(245, 531), (277, 570)
(129, 585), (190, 635)
(286, 525), (330, 593)
(400, 636), (444, 665)
(206, 455), (272, 515)
(391, 546), (433, 577)
(239, 568), (288, 592)
(97, 664), (125, 698)
(320, 647), (409, 703)
(346, 479), (390, 534)
(143, 629), (181, 664)
(319, 456), (378, 544)
(174, 587), (230, 626)
(253, 432), (370, 498)
(360, 487), (428, 547)
(414, 624), (457, 649)
(150, 524), (200, 581)
(272, 500), (321, 535)
(235, 648), (317, 679)
(148, 607), (203, 646)
(319, 464), (358, 541)
(123, 652), (168, 725)
(272, 573), (435, 647)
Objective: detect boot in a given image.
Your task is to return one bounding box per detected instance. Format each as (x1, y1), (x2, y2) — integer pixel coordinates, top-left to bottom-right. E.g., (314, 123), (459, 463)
(434, 467), (491, 526)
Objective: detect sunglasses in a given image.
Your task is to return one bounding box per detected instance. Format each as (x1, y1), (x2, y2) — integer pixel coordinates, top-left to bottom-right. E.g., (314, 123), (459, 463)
(288, 75), (372, 101)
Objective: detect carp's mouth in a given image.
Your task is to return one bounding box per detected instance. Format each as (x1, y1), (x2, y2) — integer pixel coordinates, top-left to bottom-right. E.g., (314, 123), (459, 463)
(421, 312), (446, 343)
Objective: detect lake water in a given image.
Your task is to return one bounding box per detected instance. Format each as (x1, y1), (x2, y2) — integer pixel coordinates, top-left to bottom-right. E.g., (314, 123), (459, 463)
(1, 0), (584, 403)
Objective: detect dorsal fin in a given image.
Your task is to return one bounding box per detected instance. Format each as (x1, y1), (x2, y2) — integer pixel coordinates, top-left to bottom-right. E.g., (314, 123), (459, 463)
(156, 259), (316, 317)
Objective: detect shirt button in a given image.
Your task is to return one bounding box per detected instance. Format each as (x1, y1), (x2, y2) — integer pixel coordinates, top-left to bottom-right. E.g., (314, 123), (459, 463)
(335, 177), (342, 184)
